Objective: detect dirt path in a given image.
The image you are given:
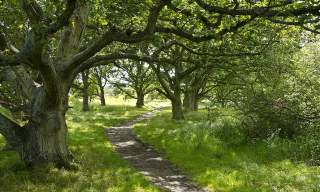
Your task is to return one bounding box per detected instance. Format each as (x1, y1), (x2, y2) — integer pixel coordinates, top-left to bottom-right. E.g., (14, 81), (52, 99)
(105, 108), (208, 192)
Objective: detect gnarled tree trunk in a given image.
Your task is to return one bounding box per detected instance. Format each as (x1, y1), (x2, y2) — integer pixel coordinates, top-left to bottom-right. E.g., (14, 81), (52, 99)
(0, 87), (72, 168)
(20, 110), (70, 167)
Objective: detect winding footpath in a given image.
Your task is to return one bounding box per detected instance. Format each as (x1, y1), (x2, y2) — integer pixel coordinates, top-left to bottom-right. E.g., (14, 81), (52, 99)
(105, 108), (208, 192)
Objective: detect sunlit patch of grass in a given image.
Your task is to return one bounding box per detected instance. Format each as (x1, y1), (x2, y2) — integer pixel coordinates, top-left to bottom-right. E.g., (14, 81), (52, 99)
(134, 110), (320, 192)
(0, 99), (159, 192)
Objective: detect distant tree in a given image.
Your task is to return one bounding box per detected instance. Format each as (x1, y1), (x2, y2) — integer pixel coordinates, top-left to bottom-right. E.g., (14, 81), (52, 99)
(110, 60), (155, 108)
(92, 66), (112, 106)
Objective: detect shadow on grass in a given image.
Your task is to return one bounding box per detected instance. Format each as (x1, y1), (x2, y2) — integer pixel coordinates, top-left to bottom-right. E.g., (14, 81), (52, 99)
(0, 103), (158, 192)
(134, 110), (320, 192)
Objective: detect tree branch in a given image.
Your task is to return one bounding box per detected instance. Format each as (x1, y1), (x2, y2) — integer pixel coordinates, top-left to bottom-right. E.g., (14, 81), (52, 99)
(75, 52), (177, 74)
(46, 0), (77, 34)
(110, 83), (137, 99)
(20, 0), (44, 24)
(155, 17), (254, 43)
(194, 0), (320, 17)
(165, 1), (222, 30)
(64, 0), (166, 74)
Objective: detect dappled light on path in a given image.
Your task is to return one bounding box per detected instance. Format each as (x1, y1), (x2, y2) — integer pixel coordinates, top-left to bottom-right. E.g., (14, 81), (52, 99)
(105, 109), (208, 192)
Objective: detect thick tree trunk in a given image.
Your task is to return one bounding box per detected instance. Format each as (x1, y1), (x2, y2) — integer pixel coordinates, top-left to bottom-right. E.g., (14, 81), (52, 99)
(20, 111), (71, 168)
(171, 98), (184, 120)
(136, 91), (144, 108)
(0, 87), (72, 168)
(99, 85), (106, 106)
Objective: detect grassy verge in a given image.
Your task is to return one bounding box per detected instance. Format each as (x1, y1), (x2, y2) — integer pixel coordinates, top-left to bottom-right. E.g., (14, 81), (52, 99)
(0, 99), (160, 192)
(134, 110), (320, 192)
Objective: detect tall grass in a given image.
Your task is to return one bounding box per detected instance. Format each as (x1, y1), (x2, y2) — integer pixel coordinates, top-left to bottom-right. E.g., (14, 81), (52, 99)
(134, 109), (320, 192)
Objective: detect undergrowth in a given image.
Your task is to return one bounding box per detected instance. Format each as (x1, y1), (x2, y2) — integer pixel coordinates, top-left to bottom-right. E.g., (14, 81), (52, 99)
(134, 109), (320, 192)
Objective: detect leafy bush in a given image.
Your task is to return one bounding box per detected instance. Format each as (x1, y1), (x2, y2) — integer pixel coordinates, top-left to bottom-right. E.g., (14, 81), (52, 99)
(239, 92), (302, 141)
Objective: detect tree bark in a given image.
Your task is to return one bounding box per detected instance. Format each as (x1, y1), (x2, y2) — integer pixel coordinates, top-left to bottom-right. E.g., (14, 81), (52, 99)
(183, 88), (200, 112)
(171, 98), (184, 120)
(136, 91), (144, 108)
(183, 91), (194, 111)
(81, 71), (90, 111)
(20, 111), (71, 168)
(99, 84), (106, 106)
(0, 87), (72, 168)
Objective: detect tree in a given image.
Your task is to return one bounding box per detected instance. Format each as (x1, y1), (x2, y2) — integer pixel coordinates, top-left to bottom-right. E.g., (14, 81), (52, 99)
(110, 60), (155, 108)
(92, 66), (111, 106)
(0, 0), (166, 167)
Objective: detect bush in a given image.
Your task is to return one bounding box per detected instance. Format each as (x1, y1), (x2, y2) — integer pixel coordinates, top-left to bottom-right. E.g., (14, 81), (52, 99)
(239, 90), (304, 141)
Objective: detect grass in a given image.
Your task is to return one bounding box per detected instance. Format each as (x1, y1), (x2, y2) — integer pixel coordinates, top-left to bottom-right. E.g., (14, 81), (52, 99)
(0, 97), (160, 192)
(134, 109), (320, 192)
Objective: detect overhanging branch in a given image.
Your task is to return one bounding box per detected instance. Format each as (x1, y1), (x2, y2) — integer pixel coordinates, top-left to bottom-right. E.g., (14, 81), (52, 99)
(64, 0), (166, 74)
(46, 0), (77, 34)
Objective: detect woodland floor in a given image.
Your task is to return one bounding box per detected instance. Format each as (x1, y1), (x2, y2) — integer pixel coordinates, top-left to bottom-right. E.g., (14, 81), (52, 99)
(0, 98), (319, 192)
(105, 108), (207, 192)
(0, 98), (162, 192)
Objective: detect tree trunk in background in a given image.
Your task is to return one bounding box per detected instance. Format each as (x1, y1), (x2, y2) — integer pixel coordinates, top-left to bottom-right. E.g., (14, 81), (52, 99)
(183, 90), (198, 112)
(171, 98), (184, 120)
(194, 96), (199, 111)
(136, 90), (145, 108)
(81, 71), (90, 111)
(99, 84), (106, 106)
(171, 80), (184, 120)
